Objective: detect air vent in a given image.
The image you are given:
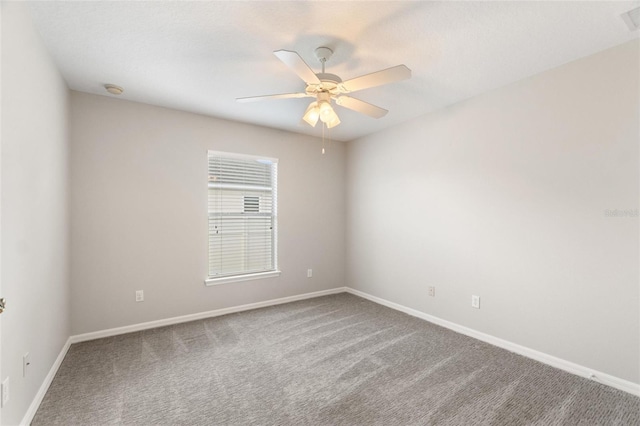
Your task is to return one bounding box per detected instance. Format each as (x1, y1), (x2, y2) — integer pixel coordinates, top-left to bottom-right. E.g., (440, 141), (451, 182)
(621, 6), (640, 31)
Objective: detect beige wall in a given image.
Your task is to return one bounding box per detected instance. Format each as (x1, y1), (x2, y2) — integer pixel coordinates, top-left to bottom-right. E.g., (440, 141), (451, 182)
(2, 8), (637, 425)
(346, 40), (639, 384)
(1, 2), (71, 425)
(69, 92), (346, 335)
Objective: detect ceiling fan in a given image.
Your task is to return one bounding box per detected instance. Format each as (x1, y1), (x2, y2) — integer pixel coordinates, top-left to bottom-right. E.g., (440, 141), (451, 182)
(237, 47), (411, 129)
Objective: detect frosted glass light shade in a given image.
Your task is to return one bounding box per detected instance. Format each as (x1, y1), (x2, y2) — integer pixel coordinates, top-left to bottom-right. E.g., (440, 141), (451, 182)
(302, 98), (341, 129)
(319, 101), (333, 121)
(303, 102), (320, 127)
(325, 113), (340, 129)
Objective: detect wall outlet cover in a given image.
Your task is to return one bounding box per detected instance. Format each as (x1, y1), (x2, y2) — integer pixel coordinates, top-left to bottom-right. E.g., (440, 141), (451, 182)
(1, 377), (9, 407)
(472, 295), (480, 309)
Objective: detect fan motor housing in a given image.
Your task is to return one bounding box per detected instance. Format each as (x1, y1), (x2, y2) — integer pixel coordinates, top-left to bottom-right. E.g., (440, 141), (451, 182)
(316, 73), (342, 83)
(306, 73), (343, 96)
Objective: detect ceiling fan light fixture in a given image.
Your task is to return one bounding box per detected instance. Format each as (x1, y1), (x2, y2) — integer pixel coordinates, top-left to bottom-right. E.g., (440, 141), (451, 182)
(240, 47), (411, 132)
(320, 105), (340, 126)
(325, 114), (340, 129)
(319, 100), (333, 121)
(303, 101), (320, 127)
(303, 98), (341, 129)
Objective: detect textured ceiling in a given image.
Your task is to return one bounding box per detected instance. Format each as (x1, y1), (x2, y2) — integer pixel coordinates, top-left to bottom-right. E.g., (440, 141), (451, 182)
(28, 1), (639, 141)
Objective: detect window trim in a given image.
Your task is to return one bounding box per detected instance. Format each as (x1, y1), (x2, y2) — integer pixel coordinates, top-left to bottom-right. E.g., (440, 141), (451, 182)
(205, 270), (281, 286)
(205, 150), (279, 285)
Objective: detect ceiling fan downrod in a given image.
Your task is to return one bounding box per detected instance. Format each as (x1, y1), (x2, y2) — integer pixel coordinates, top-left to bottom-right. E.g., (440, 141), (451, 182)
(314, 47), (333, 74)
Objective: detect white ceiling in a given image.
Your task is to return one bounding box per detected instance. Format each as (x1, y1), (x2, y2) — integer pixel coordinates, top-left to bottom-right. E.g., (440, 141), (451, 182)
(28, 1), (639, 142)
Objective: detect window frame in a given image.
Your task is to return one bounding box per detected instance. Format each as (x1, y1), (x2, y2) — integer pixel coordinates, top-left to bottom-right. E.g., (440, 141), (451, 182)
(205, 150), (280, 286)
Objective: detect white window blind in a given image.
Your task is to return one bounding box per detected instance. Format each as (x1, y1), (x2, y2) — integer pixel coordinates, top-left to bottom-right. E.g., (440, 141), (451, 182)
(207, 151), (278, 282)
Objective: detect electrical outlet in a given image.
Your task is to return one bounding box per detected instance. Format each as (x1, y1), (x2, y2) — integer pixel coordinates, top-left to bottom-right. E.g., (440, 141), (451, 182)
(471, 295), (480, 309)
(2, 377), (9, 407)
(428, 286), (435, 297)
(23, 353), (30, 377)
(135, 290), (144, 302)
(307, 269), (313, 278)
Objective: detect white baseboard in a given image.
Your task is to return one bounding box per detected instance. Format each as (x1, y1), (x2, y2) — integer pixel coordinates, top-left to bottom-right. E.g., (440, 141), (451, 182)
(70, 287), (348, 343)
(345, 287), (640, 397)
(20, 337), (72, 426)
(22, 287), (347, 425)
(22, 284), (638, 425)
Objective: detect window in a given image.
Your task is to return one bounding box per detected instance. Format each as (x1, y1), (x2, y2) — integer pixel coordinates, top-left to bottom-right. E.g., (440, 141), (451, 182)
(206, 151), (279, 285)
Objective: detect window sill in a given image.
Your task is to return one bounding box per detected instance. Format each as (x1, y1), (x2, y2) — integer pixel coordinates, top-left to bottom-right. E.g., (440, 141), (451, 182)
(205, 270), (281, 286)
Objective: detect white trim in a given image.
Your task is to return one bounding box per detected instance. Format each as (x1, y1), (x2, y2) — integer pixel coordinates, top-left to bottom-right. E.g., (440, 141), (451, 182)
(71, 287), (347, 343)
(205, 270), (281, 286)
(207, 150), (278, 164)
(23, 288), (346, 423)
(345, 287), (640, 397)
(20, 337), (72, 426)
(23, 285), (639, 425)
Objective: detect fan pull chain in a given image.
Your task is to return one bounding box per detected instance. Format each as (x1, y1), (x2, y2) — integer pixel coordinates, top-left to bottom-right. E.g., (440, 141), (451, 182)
(322, 123), (326, 154)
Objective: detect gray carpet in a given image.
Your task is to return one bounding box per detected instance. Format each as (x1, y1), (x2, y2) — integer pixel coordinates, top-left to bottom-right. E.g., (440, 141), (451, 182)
(33, 293), (639, 425)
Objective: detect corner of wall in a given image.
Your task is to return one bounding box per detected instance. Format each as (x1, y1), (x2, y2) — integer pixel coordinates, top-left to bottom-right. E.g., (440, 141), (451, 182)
(1, 3), (72, 424)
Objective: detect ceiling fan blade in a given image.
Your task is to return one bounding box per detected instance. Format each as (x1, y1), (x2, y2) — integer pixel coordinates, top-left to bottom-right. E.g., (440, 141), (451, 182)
(341, 64), (411, 92)
(273, 50), (321, 85)
(236, 93), (310, 103)
(335, 96), (388, 118)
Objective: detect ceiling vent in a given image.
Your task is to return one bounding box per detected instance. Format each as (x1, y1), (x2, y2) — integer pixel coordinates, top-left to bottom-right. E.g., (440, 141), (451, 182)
(621, 6), (640, 31)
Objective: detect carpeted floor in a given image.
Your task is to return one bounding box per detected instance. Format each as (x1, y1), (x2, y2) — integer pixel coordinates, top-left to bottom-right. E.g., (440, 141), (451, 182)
(33, 293), (639, 425)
